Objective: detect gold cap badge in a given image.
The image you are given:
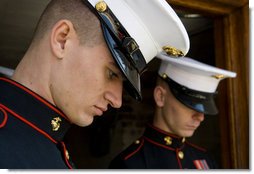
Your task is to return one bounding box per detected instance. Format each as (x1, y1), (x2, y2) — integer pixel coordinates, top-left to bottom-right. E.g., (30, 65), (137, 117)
(212, 74), (225, 80)
(95, 1), (107, 12)
(163, 46), (184, 57)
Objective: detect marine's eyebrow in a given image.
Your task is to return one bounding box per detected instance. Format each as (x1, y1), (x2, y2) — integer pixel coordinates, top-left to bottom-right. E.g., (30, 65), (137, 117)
(109, 61), (126, 80)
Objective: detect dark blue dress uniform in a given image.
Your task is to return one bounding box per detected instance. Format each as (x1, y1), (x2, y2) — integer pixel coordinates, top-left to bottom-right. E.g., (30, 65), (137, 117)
(109, 124), (218, 169)
(0, 77), (74, 169)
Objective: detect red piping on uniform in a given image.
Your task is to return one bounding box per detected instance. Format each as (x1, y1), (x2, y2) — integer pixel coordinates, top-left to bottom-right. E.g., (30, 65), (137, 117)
(144, 136), (183, 169)
(185, 141), (206, 152)
(0, 103), (57, 144)
(0, 106), (8, 128)
(0, 78), (69, 121)
(143, 136), (175, 151)
(124, 138), (144, 160)
(148, 124), (180, 139)
(60, 142), (73, 169)
(175, 149), (183, 169)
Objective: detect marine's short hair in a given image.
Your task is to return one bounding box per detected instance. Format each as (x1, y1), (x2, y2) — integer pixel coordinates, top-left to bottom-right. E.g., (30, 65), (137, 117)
(32, 0), (102, 46)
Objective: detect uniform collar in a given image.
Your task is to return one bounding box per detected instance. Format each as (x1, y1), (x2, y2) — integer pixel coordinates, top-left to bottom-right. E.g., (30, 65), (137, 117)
(144, 123), (186, 149)
(0, 77), (71, 143)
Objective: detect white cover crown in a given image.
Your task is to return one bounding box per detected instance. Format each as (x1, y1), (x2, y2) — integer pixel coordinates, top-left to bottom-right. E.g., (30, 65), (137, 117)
(88, 0), (190, 63)
(158, 56), (237, 93)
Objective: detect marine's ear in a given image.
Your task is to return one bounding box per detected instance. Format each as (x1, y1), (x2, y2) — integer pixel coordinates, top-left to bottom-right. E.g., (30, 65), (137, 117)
(153, 85), (166, 107)
(50, 19), (75, 59)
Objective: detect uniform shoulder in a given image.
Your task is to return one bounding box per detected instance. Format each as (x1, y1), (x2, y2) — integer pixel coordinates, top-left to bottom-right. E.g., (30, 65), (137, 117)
(109, 137), (145, 169)
(111, 137), (144, 162)
(120, 138), (144, 160)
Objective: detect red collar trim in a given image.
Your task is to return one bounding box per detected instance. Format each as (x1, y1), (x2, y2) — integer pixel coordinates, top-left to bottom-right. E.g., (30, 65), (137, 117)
(0, 77), (69, 121)
(147, 123), (181, 139)
(143, 136), (175, 151)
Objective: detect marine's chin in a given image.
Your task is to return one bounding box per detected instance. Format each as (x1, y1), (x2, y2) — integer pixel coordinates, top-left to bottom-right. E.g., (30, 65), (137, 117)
(73, 114), (95, 127)
(180, 130), (195, 138)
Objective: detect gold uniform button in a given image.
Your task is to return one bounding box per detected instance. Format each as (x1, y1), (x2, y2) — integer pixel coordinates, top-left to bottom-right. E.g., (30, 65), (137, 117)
(182, 137), (186, 143)
(162, 73), (168, 79)
(65, 150), (70, 160)
(178, 151), (184, 159)
(135, 140), (140, 144)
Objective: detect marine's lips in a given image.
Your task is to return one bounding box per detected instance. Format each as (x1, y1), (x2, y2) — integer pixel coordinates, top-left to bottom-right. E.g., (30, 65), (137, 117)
(94, 105), (107, 116)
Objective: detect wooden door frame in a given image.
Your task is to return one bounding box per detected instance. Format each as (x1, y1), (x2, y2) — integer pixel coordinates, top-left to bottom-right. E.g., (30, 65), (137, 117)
(167, 0), (249, 169)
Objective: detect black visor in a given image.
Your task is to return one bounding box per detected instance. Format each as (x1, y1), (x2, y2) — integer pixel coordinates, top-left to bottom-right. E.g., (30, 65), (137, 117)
(163, 76), (218, 115)
(83, 0), (147, 101)
(101, 24), (142, 100)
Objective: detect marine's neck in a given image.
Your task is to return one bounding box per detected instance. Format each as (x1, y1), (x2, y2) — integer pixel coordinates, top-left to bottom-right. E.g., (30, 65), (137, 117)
(11, 41), (54, 105)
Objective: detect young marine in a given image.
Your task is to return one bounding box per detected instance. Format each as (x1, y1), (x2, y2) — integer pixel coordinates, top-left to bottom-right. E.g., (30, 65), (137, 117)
(0, 0), (189, 169)
(109, 56), (236, 169)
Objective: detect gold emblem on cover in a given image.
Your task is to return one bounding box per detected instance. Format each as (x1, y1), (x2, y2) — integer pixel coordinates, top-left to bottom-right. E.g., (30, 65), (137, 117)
(51, 117), (62, 131)
(212, 74), (225, 80)
(163, 46), (184, 57)
(95, 1), (107, 12)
